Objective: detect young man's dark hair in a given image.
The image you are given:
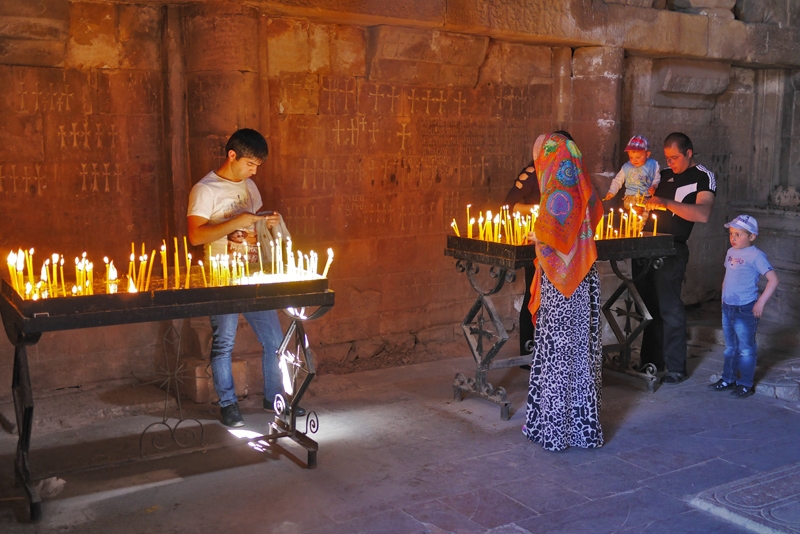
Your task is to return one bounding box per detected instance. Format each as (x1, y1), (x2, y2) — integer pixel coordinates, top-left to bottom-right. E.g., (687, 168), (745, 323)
(225, 128), (269, 161)
(664, 132), (693, 155)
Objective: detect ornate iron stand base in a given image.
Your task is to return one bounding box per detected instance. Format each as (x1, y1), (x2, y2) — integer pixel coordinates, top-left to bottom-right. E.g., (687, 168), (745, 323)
(601, 258), (663, 392)
(259, 306), (329, 469)
(451, 260), (520, 421)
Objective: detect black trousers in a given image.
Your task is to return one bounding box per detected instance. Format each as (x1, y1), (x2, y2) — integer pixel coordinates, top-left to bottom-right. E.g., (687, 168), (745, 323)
(520, 265), (536, 355)
(632, 242), (690, 375)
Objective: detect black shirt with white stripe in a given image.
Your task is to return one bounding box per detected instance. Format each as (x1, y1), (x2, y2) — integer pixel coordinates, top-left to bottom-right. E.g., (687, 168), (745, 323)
(651, 164), (716, 243)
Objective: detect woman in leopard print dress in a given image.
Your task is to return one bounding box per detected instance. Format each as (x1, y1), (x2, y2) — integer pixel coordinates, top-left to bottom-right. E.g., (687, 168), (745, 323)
(522, 133), (605, 451)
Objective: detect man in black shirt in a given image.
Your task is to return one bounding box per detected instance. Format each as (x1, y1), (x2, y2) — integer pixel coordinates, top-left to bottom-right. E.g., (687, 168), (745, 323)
(634, 132), (716, 384)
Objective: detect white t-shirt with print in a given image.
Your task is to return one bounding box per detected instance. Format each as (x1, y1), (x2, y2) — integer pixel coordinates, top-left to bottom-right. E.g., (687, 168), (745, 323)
(187, 170), (263, 261)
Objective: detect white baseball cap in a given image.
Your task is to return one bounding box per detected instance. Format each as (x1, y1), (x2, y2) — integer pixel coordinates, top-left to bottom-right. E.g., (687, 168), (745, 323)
(724, 214), (758, 235)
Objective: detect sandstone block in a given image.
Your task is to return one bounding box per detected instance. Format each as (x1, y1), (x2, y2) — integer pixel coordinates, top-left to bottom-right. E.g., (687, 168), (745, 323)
(331, 25), (367, 77)
(668, 0), (734, 8)
(0, 115), (43, 161)
(706, 17), (747, 61)
(603, 0), (654, 6)
(614, 5), (709, 57)
(572, 78), (622, 121)
(0, 0), (68, 67)
(478, 41), (552, 86)
(573, 47), (624, 79)
(185, 5), (258, 73)
(118, 5), (160, 70)
(277, 73), (320, 115)
(677, 7), (735, 18)
(653, 59), (731, 95)
(65, 2), (119, 70)
(97, 70), (162, 116)
(367, 26), (487, 86)
(186, 71), (260, 136)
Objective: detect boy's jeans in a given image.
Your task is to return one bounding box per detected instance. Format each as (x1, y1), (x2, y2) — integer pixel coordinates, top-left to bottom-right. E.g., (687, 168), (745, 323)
(721, 301), (758, 388)
(209, 310), (284, 408)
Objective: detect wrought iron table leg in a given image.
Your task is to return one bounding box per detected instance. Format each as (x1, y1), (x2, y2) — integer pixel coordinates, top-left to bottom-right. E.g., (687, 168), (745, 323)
(11, 338), (42, 521)
(601, 258), (662, 389)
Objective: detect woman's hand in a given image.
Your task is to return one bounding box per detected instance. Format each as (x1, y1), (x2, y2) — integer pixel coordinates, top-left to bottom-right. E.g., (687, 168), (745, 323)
(523, 230), (537, 245)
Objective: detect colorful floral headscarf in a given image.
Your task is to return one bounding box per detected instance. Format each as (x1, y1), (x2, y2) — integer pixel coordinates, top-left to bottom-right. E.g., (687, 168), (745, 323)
(528, 133), (604, 322)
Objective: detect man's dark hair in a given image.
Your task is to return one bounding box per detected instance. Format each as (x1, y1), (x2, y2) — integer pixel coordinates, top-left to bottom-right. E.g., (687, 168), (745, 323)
(554, 130), (574, 142)
(225, 128), (268, 161)
(664, 132), (693, 155)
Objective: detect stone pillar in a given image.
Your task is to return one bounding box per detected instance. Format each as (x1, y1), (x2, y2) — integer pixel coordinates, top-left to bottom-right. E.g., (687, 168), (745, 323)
(551, 47), (573, 131)
(571, 47), (624, 179)
(184, 3), (262, 186)
(788, 71), (800, 190)
(163, 5), (190, 241)
(752, 69), (791, 202)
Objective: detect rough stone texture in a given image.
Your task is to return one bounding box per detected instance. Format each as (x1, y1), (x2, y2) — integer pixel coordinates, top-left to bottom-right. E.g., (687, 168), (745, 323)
(668, 0), (735, 8)
(651, 59), (732, 110)
(678, 7), (736, 19)
(0, 0), (68, 67)
(478, 41), (553, 85)
(571, 47), (624, 177)
(65, 2), (119, 69)
(367, 26), (488, 87)
(734, 0), (789, 26)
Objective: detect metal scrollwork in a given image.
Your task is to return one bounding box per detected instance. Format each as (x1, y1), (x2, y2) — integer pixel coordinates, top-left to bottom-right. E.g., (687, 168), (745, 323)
(140, 418), (204, 457)
(304, 411), (319, 435)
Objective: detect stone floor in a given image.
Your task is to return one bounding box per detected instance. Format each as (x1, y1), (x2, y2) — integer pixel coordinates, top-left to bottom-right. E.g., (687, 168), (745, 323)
(1, 308), (800, 534)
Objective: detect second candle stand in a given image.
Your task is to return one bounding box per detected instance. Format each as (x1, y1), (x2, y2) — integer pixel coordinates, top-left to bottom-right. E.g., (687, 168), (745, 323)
(444, 233), (676, 420)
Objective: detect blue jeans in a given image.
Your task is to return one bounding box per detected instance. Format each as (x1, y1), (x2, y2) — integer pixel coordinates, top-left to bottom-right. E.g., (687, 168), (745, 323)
(721, 301), (758, 388)
(209, 310), (284, 408)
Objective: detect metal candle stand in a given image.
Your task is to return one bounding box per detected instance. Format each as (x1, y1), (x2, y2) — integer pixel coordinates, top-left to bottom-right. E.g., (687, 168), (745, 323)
(0, 276), (334, 521)
(444, 234), (675, 419)
(263, 306), (331, 469)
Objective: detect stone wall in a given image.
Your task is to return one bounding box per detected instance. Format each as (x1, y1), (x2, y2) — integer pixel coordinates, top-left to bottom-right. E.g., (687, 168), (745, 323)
(2, 0), (800, 399)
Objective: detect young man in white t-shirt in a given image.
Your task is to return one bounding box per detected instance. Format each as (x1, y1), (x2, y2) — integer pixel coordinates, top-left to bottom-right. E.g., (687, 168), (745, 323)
(187, 128), (303, 427)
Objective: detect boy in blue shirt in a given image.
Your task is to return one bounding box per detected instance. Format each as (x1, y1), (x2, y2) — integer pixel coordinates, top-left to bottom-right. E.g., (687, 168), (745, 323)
(710, 215), (779, 398)
(604, 135), (660, 215)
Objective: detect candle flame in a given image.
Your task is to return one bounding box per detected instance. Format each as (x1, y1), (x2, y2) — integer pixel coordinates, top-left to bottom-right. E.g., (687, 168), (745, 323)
(128, 276), (138, 293)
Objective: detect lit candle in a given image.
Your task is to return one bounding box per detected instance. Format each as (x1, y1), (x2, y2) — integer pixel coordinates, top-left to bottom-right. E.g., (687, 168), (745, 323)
(51, 254), (59, 294)
(59, 257), (65, 296)
(468, 217), (475, 239)
(276, 233), (283, 275)
(173, 237), (180, 289)
(17, 251), (25, 294)
(128, 275), (137, 293)
(104, 257), (110, 293)
(198, 260), (208, 287)
(184, 253), (192, 289)
(297, 250), (303, 275)
(183, 236), (190, 283)
(652, 214), (658, 236)
(137, 255), (146, 291)
(622, 214), (628, 239)
(478, 215), (485, 240)
(257, 241), (263, 273)
(270, 240), (275, 274)
(451, 219), (460, 237)
(145, 250), (155, 291)
(87, 262), (94, 295)
(42, 260), (51, 294)
(7, 252), (18, 293)
(322, 248), (334, 278)
(244, 244), (250, 277)
(27, 248), (35, 286)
